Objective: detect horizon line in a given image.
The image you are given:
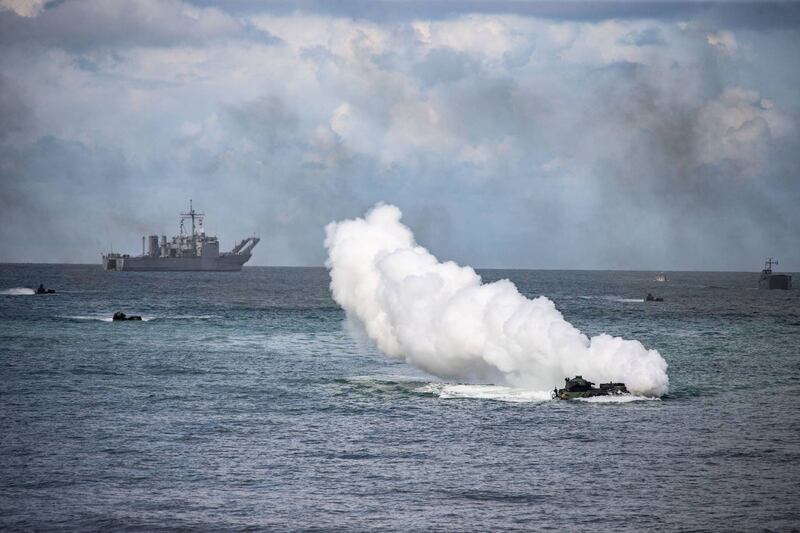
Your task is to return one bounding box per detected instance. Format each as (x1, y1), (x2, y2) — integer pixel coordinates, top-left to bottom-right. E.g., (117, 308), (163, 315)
(0, 261), (785, 274)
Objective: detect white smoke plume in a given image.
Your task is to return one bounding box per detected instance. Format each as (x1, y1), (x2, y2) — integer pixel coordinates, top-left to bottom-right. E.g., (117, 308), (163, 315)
(325, 203), (669, 397)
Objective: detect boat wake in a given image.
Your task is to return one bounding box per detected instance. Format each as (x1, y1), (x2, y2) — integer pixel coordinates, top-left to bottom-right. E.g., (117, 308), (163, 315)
(576, 394), (660, 403)
(1, 287), (35, 295)
(416, 383), (552, 403)
(342, 377), (658, 404)
(579, 295), (644, 303)
(64, 315), (155, 322)
(62, 314), (217, 323)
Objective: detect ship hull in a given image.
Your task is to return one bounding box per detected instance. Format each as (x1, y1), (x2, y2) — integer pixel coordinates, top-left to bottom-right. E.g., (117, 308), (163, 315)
(103, 254), (251, 272)
(759, 274), (792, 290)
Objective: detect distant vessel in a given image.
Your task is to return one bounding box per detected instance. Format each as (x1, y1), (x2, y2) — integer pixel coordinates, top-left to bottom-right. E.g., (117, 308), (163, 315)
(102, 201), (259, 272)
(35, 284), (55, 294)
(552, 376), (629, 400)
(758, 258), (792, 290)
(655, 272), (667, 282)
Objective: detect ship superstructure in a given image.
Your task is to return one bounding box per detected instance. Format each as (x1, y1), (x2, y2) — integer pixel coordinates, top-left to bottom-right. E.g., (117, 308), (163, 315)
(102, 201), (259, 271)
(758, 258), (792, 290)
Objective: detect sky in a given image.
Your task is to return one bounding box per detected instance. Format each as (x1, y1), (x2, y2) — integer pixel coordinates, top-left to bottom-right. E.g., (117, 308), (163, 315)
(0, 0), (798, 270)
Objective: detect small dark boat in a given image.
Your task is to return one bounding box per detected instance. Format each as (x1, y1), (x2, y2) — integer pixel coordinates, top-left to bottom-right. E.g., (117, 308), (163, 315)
(112, 312), (142, 321)
(35, 284), (55, 294)
(553, 376), (628, 400)
(645, 293), (663, 302)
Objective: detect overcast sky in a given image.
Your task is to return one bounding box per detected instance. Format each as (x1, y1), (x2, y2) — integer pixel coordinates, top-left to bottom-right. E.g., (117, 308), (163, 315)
(1, 0), (798, 270)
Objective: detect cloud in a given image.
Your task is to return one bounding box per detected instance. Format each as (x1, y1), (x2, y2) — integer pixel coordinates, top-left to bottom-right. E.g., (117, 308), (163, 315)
(618, 26), (665, 47)
(0, 6), (799, 269)
(697, 87), (793, 174)
(706, 30), (738, 55)
(0, 0), (279, 50)
(0, 75), (31, 141)
(0, 0), (45, 17)
(412, 47), (480, 87)
(193, 1), (800, 29)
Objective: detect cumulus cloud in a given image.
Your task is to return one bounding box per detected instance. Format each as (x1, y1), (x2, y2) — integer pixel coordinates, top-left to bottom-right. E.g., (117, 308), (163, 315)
(698, 87), (793, 174)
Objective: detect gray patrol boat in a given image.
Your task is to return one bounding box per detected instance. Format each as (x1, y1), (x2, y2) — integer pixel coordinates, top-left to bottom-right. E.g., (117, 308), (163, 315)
(758, 257), (792, 290)
(102, 201), (259, 271)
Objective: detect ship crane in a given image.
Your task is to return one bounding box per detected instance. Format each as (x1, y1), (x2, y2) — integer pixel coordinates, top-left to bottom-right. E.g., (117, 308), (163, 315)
(229, 237), (260, 255)
(231, 239), (248, 254)
(238, 237), (260, 255)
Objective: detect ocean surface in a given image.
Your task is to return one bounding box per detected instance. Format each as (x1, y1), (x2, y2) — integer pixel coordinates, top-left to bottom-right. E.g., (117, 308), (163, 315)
(1, 264), (798, 531)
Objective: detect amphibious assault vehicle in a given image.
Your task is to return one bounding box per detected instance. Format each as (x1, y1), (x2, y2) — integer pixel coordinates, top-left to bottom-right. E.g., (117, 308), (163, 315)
(553, 376), (628, 400)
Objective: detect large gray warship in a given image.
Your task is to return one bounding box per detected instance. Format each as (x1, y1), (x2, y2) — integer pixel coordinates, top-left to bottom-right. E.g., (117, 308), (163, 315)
(758, 257), (792, 290)
(102, 201), (259, 272)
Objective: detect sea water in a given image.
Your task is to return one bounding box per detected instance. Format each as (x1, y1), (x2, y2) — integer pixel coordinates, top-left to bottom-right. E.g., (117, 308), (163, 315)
(1, 265), (798, 530)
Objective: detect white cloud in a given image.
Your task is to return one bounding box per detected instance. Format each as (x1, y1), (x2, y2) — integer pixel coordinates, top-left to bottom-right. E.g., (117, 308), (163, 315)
(0, 0), (45, 17)
(422, 15), (531, 64)
(706, 30), (738, 55)
(698, 87), (793, 174)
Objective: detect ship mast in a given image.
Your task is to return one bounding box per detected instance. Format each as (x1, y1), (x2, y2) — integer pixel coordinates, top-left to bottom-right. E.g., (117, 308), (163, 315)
(765, 257), (778, 271)
(181, 199), (199, 237)
(180, 199), (205, 255)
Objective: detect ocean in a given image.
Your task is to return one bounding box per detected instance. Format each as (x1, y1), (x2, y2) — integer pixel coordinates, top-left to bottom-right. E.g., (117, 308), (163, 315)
(1, 265), (798, 530)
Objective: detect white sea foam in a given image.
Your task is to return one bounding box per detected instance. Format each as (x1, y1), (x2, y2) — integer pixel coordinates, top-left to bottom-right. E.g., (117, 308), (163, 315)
(64, 314), (214, 323)
(325, 204), (669, 396)
(417, 383), (552, 403)
(64, 315), (154, 322)
(576, 394), (660, 403)
(1, 287), (35, 295)
(579, 295), (644, 303)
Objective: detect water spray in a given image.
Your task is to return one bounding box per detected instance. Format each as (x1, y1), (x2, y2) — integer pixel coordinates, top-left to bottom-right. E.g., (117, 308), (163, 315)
(325, 204), (668, 396)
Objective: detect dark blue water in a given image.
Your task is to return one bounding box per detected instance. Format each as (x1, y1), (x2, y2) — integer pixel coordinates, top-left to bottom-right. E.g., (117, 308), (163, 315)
(1, 265), (799, 530)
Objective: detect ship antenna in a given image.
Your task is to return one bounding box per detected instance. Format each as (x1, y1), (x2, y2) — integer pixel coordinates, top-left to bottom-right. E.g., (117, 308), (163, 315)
(180, 199), (205, 254)
(765, 257), (778, 270)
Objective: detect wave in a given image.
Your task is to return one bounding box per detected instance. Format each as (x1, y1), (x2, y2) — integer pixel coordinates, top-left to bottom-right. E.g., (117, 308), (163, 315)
(1, 287), (35, 295)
